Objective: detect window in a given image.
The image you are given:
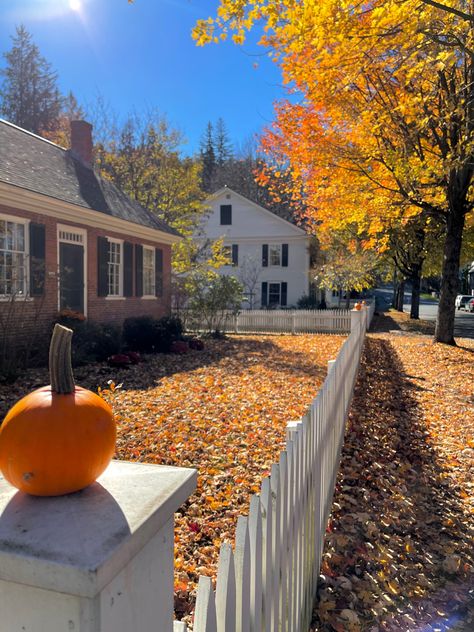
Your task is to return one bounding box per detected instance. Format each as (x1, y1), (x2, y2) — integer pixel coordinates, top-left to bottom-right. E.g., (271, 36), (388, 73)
(0, 218), (26, 296)
(268, 282), (281, 306)
(220, 204), (232, 225)
(143, 246), (155, 296)
(222, 244), (238, 266)
(269, 245), (281, 266)
(107, 240), (122, 296)
(222, 245), (232, 263)
(262, 281), (288, 307)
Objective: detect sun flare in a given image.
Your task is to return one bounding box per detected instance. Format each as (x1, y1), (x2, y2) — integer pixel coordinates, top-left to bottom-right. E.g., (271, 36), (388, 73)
(69, 0), (82, 12)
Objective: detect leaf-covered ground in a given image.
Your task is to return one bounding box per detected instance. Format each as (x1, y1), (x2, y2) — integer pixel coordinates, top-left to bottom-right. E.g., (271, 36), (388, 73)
(0, 333), (343, 622)
(1, 327), (472, 631)
(311, 327), (474, 631)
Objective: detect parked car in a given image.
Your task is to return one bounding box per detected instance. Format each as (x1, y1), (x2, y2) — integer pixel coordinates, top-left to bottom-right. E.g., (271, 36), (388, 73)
(466, 298), (474, 312)
(455, 294), (474, 310)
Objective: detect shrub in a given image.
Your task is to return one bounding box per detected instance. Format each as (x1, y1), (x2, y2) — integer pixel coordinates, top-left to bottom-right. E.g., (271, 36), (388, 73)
(55, 314), (121, 364)
(123, 316), (156, 353)
(123, 315), (184, 353)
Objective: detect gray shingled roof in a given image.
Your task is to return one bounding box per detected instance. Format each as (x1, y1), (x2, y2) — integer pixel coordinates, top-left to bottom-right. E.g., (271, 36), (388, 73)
(0, 120), (179, 237)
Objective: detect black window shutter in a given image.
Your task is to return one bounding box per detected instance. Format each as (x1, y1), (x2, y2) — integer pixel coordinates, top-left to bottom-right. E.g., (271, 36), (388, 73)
(282, 243), (289, 267)
(123, 241), (133, 297)
(155, 248), (163, 297)
(220, 204), (232, 225)
(135, 244), (143, 297)
(97, 236), (109, 297)
(262, 244), (268, 267)
(261, 281), (268, 307)
(29, 222), (45, 296)
(232, 244), (239, 266)
(281, 282), (288, 306)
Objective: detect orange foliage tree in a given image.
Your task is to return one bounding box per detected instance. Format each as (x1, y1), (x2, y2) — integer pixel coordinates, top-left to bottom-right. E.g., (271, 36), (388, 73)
(194, 0), (474, 344)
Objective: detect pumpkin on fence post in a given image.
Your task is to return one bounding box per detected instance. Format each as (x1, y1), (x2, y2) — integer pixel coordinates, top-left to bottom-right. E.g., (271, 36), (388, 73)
(0, 324), (116, 496)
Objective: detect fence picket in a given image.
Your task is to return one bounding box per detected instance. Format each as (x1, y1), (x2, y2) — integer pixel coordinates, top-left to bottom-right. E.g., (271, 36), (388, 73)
(278, 451), (288, 632)
(194, 576), (218, 632)
(270, 463), (281, 632)
(216, 544), (237, 632)
(260, 477), (273, 632)
(235, 516), (251, 632)
(248, 495), (263, 632)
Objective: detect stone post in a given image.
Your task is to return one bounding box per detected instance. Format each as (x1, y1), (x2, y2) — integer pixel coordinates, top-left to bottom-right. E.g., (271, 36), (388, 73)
(0, 460), (196, 632)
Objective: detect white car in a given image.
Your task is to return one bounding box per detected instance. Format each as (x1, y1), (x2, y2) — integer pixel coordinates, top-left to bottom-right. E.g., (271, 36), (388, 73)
(455, 295), (474, 310)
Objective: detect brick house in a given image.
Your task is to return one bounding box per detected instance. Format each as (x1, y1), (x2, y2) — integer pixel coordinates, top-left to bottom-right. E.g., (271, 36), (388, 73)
(0, 119), (180, 334)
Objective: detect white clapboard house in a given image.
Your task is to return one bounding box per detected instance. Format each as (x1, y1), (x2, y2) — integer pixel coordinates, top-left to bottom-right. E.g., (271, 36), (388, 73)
(200, 187), (310, 308)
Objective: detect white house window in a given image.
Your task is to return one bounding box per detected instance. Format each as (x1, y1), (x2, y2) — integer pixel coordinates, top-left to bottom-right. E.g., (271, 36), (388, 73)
(269, 245), (281, 266)
(0, 219), (26, 296)
(143, 246), (155, 296)
(107, 240), (122, 296)
(268, 282), (281, 306)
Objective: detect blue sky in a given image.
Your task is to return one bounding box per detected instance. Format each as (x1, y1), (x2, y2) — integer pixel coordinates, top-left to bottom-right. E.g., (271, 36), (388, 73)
(0, 0), (286, 155)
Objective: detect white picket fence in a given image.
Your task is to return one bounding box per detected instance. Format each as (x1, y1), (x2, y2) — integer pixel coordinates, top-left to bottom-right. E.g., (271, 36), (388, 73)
(182, 309), (353, 335)
(177, 306), (373, 632)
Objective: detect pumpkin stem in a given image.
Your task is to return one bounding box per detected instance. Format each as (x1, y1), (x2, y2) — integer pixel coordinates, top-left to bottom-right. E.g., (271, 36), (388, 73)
(49, 324), (75, 394)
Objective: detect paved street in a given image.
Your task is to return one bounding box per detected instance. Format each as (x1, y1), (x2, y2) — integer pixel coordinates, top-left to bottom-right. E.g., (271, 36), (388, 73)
(373, 287), (474, 339)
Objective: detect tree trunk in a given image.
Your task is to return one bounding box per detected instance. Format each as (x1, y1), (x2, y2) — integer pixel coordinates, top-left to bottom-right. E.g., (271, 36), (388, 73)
(396, 280), (405, 312)
(410, 270), (421, 320)
(392, 268), (398, 308)
(435, 208), (465, 344)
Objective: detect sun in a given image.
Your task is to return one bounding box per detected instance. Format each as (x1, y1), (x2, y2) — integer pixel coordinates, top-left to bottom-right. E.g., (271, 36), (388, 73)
(69, 0), (82, 11)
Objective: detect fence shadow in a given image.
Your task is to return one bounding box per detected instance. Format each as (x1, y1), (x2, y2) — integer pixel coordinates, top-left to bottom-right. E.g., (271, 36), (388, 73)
(311, 337), (473, 631)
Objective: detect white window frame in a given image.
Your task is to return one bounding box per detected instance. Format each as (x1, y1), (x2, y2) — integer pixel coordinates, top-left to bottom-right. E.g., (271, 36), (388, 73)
(143, 246), (155, 298)
(269, 244), (282, 267)
(106, 238), (123, 298)
(0, 213), (29, 299)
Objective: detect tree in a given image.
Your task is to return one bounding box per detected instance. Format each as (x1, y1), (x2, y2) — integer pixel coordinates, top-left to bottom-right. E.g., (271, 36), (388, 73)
(199, 121), (217, 192)
(194, 0), (474, 345)
(214, 117), (233, 167)
(0, 25), (62, 134)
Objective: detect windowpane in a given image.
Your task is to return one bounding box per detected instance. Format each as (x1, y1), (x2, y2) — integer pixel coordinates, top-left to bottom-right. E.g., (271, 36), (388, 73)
(107, 241), (122, 296)
(269, 282), (281, 306)
(143, 248), (155, 295)
(0, 219), (26, 296)
(269, 245), (281, 266)
(220, 205), (232, 225)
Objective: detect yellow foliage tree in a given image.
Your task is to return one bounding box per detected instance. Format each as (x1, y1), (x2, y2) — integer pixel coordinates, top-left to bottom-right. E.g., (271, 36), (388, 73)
(194, 0), (474, 344)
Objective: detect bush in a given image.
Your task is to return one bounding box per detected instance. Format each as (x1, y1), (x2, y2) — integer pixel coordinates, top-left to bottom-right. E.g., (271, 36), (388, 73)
(55, 313), (121, 364)
(123, 315), (184, 353)
(122, 316), (158, 353)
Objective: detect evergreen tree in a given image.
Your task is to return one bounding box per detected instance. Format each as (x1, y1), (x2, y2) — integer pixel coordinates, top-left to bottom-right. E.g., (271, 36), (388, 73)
(0, 25), (63, 134)
(214, 117), (233, 167)
(199, 121), (217, 192)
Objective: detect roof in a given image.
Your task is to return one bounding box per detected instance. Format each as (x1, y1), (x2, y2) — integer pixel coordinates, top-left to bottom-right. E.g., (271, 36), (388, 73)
(0, 120), (179, 237)
(206, 186), (308, 236)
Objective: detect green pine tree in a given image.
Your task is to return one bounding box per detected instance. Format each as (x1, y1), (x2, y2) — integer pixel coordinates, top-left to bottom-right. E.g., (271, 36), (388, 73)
(0, 25), (63, 134)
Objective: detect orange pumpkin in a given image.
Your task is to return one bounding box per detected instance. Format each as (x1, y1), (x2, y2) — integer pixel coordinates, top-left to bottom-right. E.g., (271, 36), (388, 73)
(0, 324), (116, 496)
(354, 302), (362, 311)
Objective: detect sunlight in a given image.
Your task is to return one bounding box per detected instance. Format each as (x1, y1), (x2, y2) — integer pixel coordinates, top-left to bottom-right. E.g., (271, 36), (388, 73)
(69, 0), (82, 12)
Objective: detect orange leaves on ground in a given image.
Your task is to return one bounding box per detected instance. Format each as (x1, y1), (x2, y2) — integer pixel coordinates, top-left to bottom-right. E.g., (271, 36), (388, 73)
(311, 331), (474, 632)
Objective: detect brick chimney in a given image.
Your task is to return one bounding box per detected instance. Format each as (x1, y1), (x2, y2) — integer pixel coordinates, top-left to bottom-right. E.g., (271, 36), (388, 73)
(70, 120), (93, 167)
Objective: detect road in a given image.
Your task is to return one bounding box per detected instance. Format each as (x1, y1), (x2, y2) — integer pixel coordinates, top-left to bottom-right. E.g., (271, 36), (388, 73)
(373, 287), (474, 339)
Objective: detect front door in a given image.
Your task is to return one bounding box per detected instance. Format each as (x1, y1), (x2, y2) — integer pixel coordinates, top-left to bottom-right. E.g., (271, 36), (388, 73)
(59, 242), (84, 313)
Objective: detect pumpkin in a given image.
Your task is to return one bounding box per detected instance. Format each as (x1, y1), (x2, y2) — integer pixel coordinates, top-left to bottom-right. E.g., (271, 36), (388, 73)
(0, 324), (116, 496)
(354, 302), (362, 311)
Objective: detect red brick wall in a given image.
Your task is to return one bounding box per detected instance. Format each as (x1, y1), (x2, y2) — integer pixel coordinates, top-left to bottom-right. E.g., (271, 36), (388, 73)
(0, 203), (173, 331)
